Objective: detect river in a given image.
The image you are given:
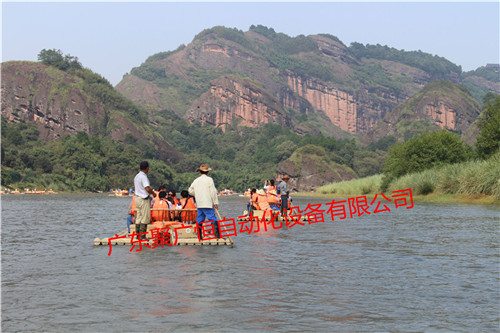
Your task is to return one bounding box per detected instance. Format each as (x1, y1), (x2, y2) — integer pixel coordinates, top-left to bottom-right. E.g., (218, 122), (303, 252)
(1, 193), (499, 332)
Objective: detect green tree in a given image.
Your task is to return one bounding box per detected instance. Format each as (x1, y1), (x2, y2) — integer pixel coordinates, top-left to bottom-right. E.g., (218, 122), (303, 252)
(475, 95), (500, 158)
(276, 140), (297, 162)
(38, 49), (82, 71)
(382, 130), (472, 190)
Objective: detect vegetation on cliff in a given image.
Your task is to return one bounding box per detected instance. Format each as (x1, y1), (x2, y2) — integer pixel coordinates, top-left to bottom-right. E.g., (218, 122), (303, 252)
(348, 43), (462, 78)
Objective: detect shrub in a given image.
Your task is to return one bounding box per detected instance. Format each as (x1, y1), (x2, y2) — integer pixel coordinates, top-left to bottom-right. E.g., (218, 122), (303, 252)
(417, 181), (435, 195)
(383, 130), (472, 187)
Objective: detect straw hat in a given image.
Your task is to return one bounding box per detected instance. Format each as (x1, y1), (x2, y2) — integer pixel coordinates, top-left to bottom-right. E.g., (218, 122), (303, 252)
(196, 164), (212, 172)
(269, 190), (277, 196)
(257, 189), (266, 195)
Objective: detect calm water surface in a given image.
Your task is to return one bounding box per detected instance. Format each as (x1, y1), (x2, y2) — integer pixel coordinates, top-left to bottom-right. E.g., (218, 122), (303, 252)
(1, 194), (499, 332)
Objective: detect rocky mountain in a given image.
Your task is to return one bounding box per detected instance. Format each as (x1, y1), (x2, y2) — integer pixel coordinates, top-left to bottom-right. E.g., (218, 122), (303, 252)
(116, 25), (499, 139)
(1, 61), (183, 162)
(364, 80), (482, 143)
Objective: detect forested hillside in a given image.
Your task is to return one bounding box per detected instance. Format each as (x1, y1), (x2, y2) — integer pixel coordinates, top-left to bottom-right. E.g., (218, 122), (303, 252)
(1, 108), (392, 192)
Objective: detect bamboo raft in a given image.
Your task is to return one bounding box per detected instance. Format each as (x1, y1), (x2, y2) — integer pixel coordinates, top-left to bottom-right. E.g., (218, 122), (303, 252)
(94, 208), (234, 247)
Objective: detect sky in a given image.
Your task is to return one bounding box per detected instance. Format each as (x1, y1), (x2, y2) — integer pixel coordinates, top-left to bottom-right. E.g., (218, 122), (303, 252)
(2, 1), (499, 86)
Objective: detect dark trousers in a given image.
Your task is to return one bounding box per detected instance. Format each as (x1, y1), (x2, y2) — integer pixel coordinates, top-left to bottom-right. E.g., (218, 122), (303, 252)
(280, 195), (288, 215)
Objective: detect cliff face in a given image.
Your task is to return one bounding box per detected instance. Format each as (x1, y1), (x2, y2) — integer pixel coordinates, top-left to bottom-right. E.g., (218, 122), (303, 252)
(285, 74), (357, 133)
(425, 103), (457, 130)
(1, 62), (104, 140)
(1, 61), (183, 162)
(189, 75), (289, 130)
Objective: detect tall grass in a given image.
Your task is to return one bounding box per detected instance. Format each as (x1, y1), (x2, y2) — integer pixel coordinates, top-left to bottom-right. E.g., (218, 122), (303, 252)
(389, 151), (500, 199)
(318, 151), (500, 199)
(317, 174), (382, 196)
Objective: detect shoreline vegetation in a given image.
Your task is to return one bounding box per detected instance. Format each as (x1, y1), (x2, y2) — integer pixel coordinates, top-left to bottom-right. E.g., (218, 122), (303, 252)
(298, 152), (500, 205)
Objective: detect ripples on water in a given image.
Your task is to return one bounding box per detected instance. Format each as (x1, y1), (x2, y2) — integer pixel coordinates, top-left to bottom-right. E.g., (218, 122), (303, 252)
(1, 194), (499, 332)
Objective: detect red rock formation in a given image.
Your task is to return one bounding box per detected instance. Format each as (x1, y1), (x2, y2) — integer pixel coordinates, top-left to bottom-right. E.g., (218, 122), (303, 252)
(189, 75), (289, 131)
(286, 75), (357, 133)
(1, 62), (104, 140)
(425, 103), (456, 130)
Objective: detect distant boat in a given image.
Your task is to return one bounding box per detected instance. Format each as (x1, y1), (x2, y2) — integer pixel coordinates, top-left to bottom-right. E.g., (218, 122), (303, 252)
(219, 189), (234, 196)
(110, 189), (130, 197)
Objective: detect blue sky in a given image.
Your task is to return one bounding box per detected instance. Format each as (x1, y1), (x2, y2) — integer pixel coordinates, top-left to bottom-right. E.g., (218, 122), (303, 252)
(2, 2), (499, 86)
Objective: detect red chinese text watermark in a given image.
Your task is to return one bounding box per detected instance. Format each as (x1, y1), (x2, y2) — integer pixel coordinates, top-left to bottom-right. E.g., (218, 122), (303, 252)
(107, 189), (413, 255)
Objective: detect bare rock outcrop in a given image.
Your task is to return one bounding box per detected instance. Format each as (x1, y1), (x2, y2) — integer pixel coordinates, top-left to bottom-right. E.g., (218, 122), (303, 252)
(363, 80), (481, 142)
(1, 62), (104, 140)
(285, 74), (357, 133)
(188, 75), (290, 131)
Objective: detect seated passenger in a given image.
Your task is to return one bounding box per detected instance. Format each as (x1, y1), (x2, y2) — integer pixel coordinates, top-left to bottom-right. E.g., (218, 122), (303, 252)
(168, 190), (179, 206)
(177, 190), (197, 223)
(247, 188), (258, 214)
(266, 180), (277, 195)
(126, 196), (136, 233)
(256, 189), (271, 212)
(154, 185), (167, 199)
(151, 191), (170, 222)
(268, 190), (279, 210)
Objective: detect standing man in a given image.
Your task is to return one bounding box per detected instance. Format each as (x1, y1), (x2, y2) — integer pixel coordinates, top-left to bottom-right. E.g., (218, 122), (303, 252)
(189, 164), (220, 239)
(278, 175), (290, 217)
(134, 161), (155, 240)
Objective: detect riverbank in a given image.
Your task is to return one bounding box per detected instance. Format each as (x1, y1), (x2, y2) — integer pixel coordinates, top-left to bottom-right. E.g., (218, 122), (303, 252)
(294, 191), (500, 205)
(300, 152), (500, 205)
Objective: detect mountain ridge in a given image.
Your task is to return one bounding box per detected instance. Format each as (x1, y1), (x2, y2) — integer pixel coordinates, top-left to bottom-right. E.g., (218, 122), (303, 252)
(116, 25), (498, 138)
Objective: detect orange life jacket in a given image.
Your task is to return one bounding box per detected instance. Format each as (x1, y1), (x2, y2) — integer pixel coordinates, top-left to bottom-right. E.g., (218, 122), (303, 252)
(251, 193), (259, 209)
(267, 185), (277, 195)
(170, 196), (179, 206)
(151, 199), (170, 221)
(268, 194), (278, 204)
(179, 197), (197, 223)
(129, 197), (136, 216)
(257, 194), (271, 211)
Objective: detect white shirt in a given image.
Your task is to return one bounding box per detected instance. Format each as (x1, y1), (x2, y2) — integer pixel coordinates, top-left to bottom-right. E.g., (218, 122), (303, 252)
(188, 174), (218, 208)
(134, 171), (151, 199)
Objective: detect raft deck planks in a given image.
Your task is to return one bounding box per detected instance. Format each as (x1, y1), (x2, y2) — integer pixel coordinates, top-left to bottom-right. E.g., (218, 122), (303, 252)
(94, 227), (234, 247)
